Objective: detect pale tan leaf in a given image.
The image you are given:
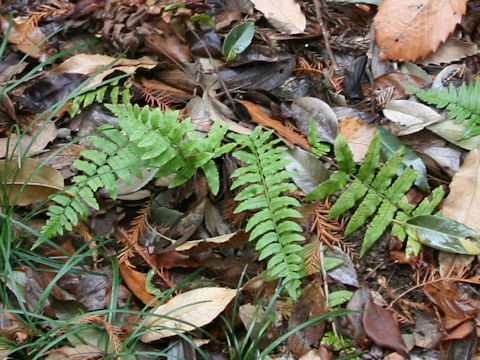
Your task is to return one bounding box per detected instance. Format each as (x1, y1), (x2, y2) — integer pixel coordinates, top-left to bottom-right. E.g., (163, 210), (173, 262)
(442, 148), (480, 233)
(374, 0), (468, 61)
(382, 100), (443, 136)
(176, 232), (245, 252)
(250, 0), (306, 34)
(141, 287), (237, 342)
(0, 158), (64, 206)
(0, 122), (57, 158)
(418, 37), (478, 65)
(0, 16), (48, 59)
(47, 54), (159, 88)
(45, 344), (104, 360)
(339, 116), (376, 163)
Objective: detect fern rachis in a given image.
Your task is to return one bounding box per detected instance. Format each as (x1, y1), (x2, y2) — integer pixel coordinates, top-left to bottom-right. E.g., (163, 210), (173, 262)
(229, 127), (305, 299)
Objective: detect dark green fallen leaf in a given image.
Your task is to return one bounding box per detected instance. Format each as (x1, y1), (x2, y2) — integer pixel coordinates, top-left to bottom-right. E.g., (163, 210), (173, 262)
(376, 126), (429, 193)
(405, 215), (480, 255)
(222, 21), (255, 61)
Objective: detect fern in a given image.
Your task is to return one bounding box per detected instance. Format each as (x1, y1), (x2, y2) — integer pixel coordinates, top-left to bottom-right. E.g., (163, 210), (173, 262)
(43, 104), (233, 238)
(305, 133), (445, 257)
(403, 81), (480, 139)
(229, 127), (305, 299)
(69, 80), (131, 117)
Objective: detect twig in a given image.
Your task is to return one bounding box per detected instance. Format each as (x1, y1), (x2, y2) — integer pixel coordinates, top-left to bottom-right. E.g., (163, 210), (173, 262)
(313, 0), (338, 70)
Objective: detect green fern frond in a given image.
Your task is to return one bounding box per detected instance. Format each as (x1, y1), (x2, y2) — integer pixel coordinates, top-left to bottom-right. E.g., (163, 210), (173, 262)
(42, 104), (230, 239)
(69, 81), (131, 117)
(403, 81), (480, 139)
(229, 127), (305, 299)
(306, 132), (445, 257)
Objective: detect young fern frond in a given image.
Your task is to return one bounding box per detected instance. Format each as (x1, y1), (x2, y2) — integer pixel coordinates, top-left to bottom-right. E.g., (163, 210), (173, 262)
(43, 103), (231, 238)
(403, 81), (480, 139)
(306, 133), (445, 257)
(229, 127), (305, 299)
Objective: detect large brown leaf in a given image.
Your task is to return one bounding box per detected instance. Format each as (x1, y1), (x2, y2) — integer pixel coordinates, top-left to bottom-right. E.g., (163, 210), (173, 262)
(288, 282), (327, 358)
(374, 0), (468, 61)
(0, 158), (64, 206)
(442, 148), (480, 233)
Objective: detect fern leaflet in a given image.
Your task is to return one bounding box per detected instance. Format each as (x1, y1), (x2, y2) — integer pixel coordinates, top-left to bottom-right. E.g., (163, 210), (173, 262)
(229, 127), (305, 299)
(403, 81), (480, 139)
(43, 103), (230, 239)
(306, 132), (445, 257)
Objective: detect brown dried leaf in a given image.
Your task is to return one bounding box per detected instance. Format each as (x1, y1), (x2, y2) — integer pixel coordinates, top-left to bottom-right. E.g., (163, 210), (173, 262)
(45, 344), (104, 360)
(0, 16), (49, 59)
(0, 158), (63, 206)
(237, 99), (310, 149)
(119, 263), (157, 306)
(442, 148), (480, 233)
(0, 122), (57, 158)
(374, 0), (468, 61)
(363, 294), (409, 357)
(288, 282), (327, 358)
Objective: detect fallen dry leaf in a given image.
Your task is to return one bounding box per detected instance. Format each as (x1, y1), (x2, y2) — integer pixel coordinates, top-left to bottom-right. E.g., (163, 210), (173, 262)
(45, 344), (104, 360)
(288, 282), (327, 358)
(442, 148), (480, 233)
(250, 0), (306, 34)
(0, 158), (64, 206)
(338, 116), (376, 162)
(374, 0), (468, 61)
(0, 122), (57, 158)
(141, 287), (237, 342)
(237, 99), (310, 149)
(119, 263), (157, 306)
(47, 54), (159, 88)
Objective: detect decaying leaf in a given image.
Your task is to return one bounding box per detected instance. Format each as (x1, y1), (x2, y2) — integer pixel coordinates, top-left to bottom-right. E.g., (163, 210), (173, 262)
(285, 147), (329, 194)
(45, 344), (105, 360)
(374, 0), (468, 61)
(291, 97), (338, 145)
(442, 148), (480, 233)
(0, 158), (64, 206)
(141, 287), (237, 342)
(119, 264), (157, 306)
(288, 282), (327, 358)
(250, 0), (306, 34)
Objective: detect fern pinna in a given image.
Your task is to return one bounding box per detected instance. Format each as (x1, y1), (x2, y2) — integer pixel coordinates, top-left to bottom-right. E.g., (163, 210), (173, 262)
(229, 127), (305, 299)
(305, 133), (445, 257)
(43, 104), (233, 238)
(403, 81), (480, 139)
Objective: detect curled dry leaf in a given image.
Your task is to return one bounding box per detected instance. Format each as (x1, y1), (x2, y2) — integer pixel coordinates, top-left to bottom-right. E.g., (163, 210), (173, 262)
(0, 122), (57, 158)
(382, 100), (443, 136)
(47, 54), (159, 88)
(0, 158), (64, 206)
(237, 99), (310, 149)
(250, 0), (306, 34)
(141, 287), (237, 342)
(442, 148), (480, 233)
(338, 116), (376, 163)
(374, 0), (468, 61)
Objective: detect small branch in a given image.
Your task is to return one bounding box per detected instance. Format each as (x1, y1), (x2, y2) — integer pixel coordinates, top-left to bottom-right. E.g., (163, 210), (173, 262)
(313, 0), (338, 70)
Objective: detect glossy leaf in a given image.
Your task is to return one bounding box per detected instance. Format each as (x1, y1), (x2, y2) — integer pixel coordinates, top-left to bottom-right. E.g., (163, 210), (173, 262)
(405, 215), (480, 254)
(222, 21), (255, 61)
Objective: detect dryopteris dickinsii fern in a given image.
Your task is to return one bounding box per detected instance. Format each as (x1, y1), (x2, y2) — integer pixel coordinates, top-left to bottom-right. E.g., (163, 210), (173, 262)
(305, 133), (445, 257)
(229, 127), (305, 299)
(42, 104), (234, 238)
(403, 81), (480, 139)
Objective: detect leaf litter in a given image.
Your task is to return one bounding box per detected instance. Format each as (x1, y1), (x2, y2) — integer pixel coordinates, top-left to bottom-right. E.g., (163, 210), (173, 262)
(1, 0), (480, 359)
